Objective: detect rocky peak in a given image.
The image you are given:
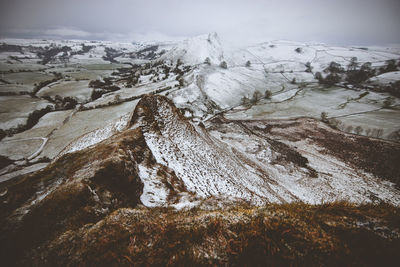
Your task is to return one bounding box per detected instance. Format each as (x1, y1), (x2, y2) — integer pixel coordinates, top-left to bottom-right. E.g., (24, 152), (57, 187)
(1, 94), (400, 265)
(129, 94), (195, 134)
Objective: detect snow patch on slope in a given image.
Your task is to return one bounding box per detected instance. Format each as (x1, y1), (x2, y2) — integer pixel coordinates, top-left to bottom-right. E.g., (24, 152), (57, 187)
(132, 95), (285, 205)
(161, 32), (224, 65)
(138, 165), (169, 207)
(369, 71), (400, 85)
(59, 113), (130, 156)
(208, 120), (400, 205)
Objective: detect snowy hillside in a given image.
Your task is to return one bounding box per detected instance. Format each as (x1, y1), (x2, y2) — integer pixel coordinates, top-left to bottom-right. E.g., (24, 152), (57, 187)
(1, 35), (400, 266)
(136, 95), (400, 207)
(1, 34), (399, 190)
(160, 32), (224, 65)
(1, 94), (399, 215)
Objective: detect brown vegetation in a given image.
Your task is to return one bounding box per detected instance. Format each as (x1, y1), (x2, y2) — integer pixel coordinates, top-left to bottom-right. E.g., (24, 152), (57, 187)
(237, 117), (400, 187)
(1, 95), (399, 266)
(29, 202), (400, 266)
(0, 129), (146, 265)
(311, 127), (400, 187)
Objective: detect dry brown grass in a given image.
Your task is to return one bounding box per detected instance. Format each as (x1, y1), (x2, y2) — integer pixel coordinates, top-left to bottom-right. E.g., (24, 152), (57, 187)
(32, 202), (400, 266)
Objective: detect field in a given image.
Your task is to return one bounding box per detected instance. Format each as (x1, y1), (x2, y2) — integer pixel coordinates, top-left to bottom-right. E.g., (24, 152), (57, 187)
(37, 80), (92, 102)
(225, 86), (400, 139)
(0, 36), (399, 200)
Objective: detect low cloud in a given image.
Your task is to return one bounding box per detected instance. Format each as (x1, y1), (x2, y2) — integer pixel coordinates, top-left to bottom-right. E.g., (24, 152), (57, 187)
(44, 27), (90, 38)
(125, 32), (185, 43)
(1, 0), (399, 45)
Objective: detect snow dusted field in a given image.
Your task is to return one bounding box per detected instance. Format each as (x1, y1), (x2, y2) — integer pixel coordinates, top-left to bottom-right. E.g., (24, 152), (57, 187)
(0, 34), (399, 207)
(0, 95), (53, 130)
(225, 86), (400, 140)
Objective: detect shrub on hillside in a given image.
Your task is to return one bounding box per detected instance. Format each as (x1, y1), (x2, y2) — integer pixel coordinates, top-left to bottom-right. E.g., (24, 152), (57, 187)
(316, 62), (345, 86)
(379, 59), (398, 74)
(345, 62), (375, 85)
(219, 61), (228, 69)
(305, 62), (313, 73)
(251, 91), (262, 104)
(324, 61), (345, 74)
(264, 90), (272, 99)
(241, 95), (251, 107)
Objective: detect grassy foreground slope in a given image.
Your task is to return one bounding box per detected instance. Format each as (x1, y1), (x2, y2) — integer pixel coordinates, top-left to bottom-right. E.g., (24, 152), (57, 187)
(1, 95), (399, 266)
(35, 202), (400, 266)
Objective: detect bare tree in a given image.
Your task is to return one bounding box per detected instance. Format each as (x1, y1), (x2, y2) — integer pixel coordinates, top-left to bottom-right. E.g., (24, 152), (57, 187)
(241, 95), (250, 107)
(346, 125), (354, 133)
(371, 128), (384, 138)
(347, 57), (358, 71)
(305, 62), (313, 73)
(314, 72), (323, 82)
(355, 126), (363, 135)
(219, 61), (228, 69)
(328, 118), (342, 130)
(251, 91), (262, 104)
(376, 129), (384, 138)
(383, 97), (395, 108)
(320, 112), (328, 122)
(264, 90), (272, 99)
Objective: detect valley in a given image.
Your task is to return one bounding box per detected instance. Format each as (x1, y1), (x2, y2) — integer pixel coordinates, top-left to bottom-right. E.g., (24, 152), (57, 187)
(0, 33), (399, 265)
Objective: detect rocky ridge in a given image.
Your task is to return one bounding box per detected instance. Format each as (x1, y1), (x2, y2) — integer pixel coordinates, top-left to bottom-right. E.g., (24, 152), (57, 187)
(1, 94), (400, 265)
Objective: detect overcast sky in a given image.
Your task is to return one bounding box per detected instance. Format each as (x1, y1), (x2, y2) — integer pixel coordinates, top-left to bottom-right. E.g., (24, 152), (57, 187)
(0, 0), (399, 45)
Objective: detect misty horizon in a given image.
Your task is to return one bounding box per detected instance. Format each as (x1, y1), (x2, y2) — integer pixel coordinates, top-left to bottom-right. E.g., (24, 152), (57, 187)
(1, 0), (400, 46)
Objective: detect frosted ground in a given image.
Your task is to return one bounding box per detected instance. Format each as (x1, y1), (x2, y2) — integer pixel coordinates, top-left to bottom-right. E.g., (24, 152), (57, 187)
(37, 80), (92, 103)
(226, 86), (400, 139)
(0, 33), (399, 184)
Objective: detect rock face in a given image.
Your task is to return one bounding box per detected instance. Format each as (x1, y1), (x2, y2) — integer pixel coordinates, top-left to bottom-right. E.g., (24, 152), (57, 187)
(129, 94), (400, 207)
(130, 94), (285, 206)
(0, 128), (146, 264)
(1, 94), (400, 265)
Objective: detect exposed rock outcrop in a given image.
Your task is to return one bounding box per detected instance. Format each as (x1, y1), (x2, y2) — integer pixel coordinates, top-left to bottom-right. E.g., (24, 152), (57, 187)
(0, 129), (145, 265)
(1, 94), (400, 265)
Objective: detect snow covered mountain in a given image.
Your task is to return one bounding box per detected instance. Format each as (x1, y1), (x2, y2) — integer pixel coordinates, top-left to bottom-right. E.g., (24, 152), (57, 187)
(1, 33), (399, 185)
(160, 32), (224, 65)
(131, 95), (400, 207)
(2, 94), (398, 215)
(1, 34), (400, 265)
